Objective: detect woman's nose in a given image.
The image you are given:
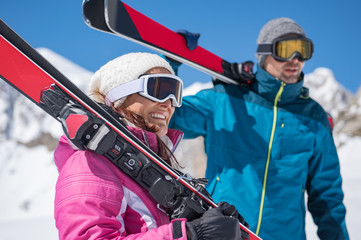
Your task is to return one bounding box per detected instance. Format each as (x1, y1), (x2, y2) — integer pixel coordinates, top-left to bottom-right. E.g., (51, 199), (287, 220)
(159, 99), (172, 108)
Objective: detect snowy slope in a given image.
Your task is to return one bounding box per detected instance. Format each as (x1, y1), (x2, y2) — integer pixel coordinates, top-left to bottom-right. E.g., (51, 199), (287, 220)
(0, 49), (360, 240)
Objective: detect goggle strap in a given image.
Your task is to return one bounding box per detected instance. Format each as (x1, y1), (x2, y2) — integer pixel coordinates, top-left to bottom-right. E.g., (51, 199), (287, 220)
(257, 44), (272, 54)
(105, 78), (144, 104)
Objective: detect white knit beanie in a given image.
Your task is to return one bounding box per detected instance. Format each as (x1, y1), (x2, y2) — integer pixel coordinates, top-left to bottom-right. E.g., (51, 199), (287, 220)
(89, 52), (175, 108)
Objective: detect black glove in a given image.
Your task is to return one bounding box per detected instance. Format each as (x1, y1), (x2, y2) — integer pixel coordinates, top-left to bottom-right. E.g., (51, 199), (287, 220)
(186, 204), (249, 240)
(217, 202), (249, 229)
(215, 60), (255, 86)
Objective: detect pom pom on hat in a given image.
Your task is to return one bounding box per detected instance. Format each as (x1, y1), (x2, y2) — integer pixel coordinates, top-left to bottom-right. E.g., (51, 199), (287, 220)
(89, 52), (175, 108)
(256, 17), (306, 67)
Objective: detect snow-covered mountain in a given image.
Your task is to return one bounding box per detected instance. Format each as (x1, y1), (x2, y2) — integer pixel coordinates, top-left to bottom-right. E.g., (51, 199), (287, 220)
(304, 67), (354, 121)
(304, 68), (361, 143)
(0, 49), (360, 239)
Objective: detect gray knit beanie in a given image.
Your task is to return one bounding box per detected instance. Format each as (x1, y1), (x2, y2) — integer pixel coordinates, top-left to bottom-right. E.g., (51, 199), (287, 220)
(89, 52), (174, 108)
(256, 17), (306, 67)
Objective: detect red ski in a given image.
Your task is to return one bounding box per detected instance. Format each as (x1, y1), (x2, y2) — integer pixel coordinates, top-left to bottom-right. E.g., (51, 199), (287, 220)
(83, 0), (253, 85)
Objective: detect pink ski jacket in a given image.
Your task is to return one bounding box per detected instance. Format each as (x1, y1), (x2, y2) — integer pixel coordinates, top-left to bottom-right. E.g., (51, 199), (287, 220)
(54, 127), (187, 240)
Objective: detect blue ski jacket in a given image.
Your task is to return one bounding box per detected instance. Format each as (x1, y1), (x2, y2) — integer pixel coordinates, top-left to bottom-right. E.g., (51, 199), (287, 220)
(170, 66), (349, 239)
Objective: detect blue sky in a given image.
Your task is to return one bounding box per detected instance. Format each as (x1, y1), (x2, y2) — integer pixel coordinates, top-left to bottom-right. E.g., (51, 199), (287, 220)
(2, 0), (361, 93)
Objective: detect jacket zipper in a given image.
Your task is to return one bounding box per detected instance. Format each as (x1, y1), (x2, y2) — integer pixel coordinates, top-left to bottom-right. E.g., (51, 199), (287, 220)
(256, 82), (285, 235)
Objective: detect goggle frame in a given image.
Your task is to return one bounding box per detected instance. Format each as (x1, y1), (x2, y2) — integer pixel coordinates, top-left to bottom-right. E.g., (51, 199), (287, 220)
(105, 74), (183, 107)
(257, 36), (314, 62)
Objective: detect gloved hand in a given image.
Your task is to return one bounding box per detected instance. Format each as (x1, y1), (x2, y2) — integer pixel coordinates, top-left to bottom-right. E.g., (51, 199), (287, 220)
(161, 29), (200, 75)
(215, 60), (255, 86)
(177, 29), (200, 50)
(218, 201), (249, 229)
(186, 202), (249, 240)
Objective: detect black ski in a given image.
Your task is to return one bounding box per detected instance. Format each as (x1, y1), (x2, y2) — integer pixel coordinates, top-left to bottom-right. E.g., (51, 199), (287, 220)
(0, 18), (258, 239)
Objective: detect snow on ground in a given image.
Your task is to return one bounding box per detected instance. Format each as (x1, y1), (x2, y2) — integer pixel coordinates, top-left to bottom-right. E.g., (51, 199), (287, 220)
(0, 141), (58, 240)
(337, 136), (361, 239)
(0, 142), (58, 221)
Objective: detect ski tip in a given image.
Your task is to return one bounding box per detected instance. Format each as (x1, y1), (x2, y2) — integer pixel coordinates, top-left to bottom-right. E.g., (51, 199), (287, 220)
(82, 0), (110, 32)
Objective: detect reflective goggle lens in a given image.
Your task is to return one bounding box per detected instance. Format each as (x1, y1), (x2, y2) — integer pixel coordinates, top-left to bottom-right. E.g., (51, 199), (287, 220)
(275, 38), (313, 61)
(144, 75), (183, 107)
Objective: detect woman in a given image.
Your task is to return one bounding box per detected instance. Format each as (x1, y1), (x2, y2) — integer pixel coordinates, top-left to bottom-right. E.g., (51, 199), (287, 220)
(54, 52), (243, 240)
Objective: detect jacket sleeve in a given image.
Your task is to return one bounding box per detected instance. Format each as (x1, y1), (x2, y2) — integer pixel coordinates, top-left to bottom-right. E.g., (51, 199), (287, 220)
(170, 88), (215, 139)
(54, 150), (188, 240)
(306, 125), (349, 239)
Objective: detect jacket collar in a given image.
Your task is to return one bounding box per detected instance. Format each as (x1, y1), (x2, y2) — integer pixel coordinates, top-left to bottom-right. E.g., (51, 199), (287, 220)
(252, 65), (307, 104)
(161, 128), (184, 153)
(121, 115), (183, 153)
(127, 126), (183, 153)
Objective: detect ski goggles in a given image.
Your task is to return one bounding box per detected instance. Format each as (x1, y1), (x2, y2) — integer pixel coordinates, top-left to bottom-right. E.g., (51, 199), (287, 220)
(105, 74), (183, 107)
(257, 37), (313, 62)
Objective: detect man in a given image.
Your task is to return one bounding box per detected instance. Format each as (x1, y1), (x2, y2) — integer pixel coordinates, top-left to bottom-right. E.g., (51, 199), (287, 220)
(169, 17), (349, 239)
